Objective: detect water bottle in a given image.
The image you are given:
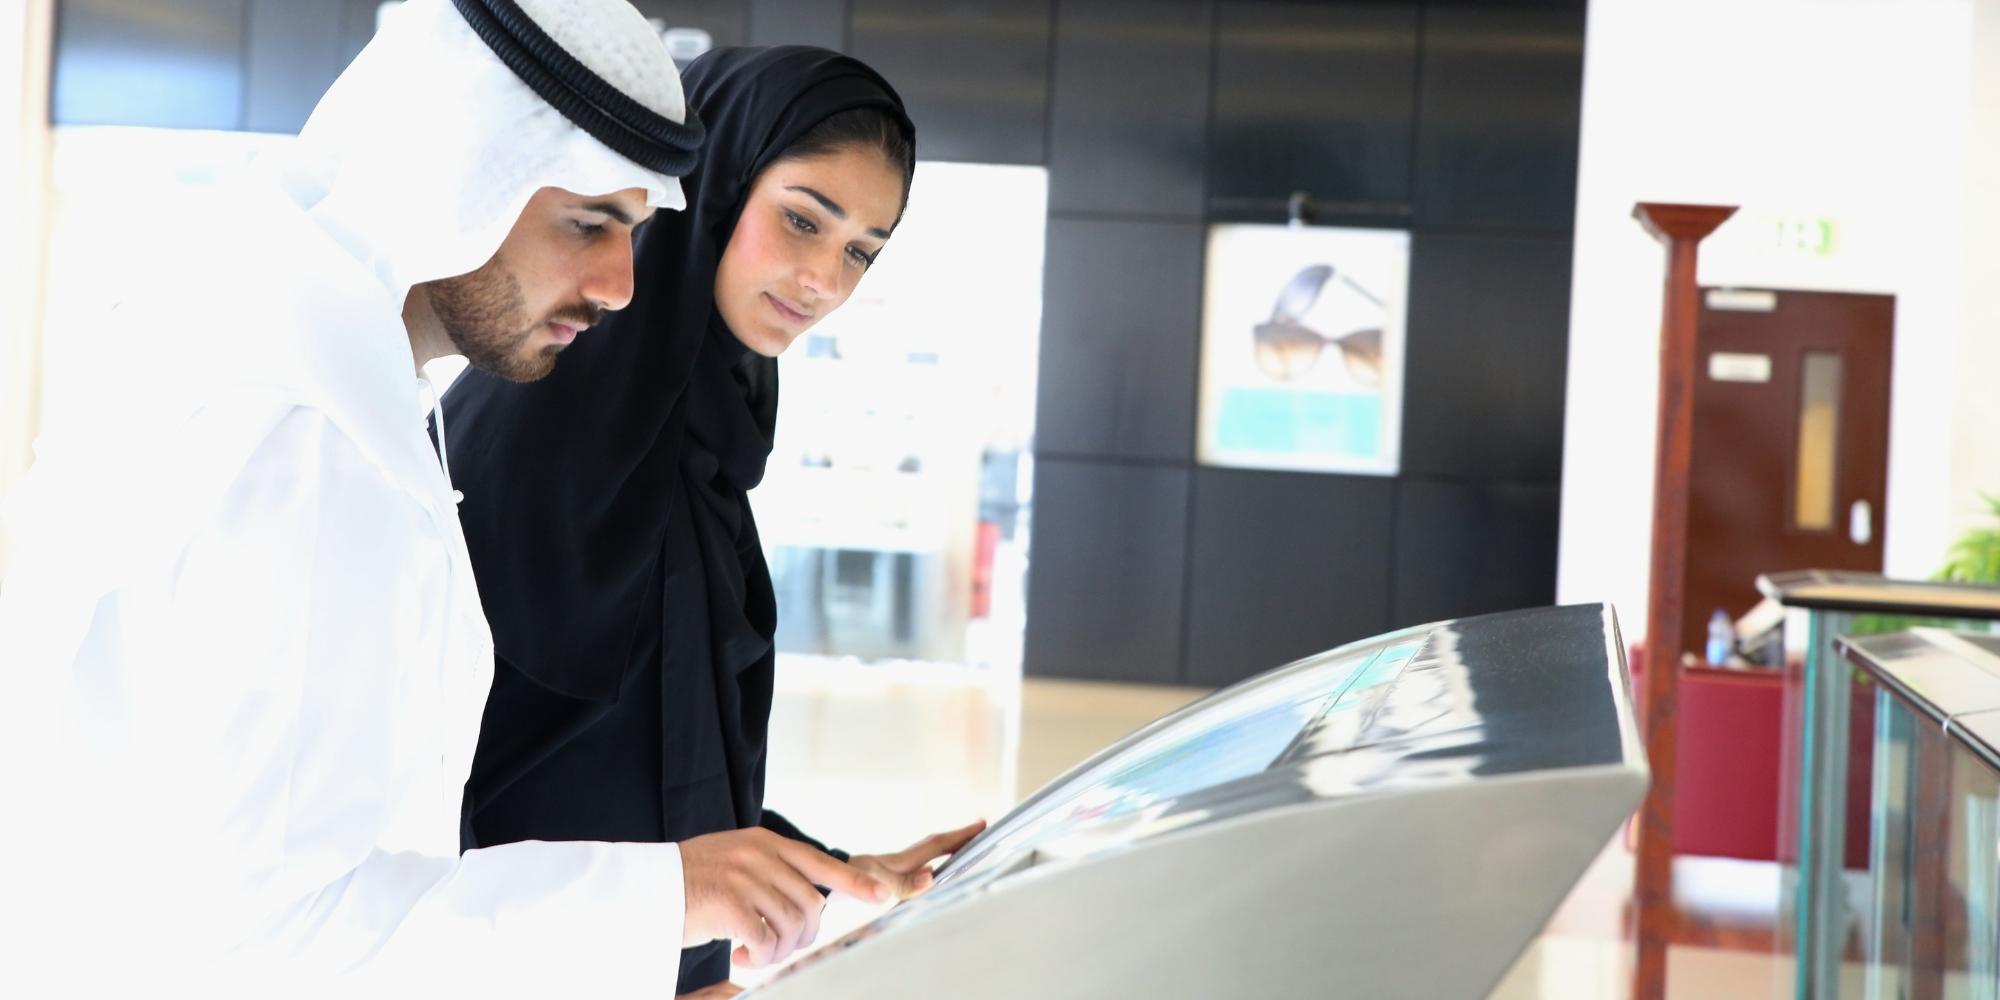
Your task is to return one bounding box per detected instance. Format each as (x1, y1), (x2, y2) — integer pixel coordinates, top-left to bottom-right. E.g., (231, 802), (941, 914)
(1705, 608), (1733, 666)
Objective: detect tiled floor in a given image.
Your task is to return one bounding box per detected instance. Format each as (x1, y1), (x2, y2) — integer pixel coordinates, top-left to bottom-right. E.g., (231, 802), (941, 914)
(753, 656), (1795, 998)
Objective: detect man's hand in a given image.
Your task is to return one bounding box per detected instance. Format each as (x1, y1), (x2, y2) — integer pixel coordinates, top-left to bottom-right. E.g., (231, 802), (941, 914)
(677, 982), (744, 999)
(681, 827), (891, 968)
(847, 819), (988, 900)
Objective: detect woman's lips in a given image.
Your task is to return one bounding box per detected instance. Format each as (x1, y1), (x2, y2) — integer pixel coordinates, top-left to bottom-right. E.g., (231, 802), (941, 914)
(765, 292), (812, 325)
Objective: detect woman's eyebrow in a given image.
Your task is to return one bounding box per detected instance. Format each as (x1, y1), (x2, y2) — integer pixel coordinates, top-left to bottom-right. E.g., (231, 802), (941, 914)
(786, 185), (891, 239)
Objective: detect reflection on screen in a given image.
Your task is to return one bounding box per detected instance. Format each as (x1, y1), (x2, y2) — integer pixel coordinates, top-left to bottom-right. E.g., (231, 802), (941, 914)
(940, 636), (1426, 881)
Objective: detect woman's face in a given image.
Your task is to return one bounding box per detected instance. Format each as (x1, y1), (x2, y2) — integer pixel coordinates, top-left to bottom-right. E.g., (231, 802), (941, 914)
(714, 144), (905, 357)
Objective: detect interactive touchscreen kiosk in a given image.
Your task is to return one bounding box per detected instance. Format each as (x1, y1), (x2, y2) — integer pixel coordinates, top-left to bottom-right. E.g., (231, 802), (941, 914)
(746, 603), (1646, 999)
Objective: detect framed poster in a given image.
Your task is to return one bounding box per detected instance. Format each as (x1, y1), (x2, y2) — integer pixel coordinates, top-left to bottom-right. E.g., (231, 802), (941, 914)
(1197, 224), (1409, 476)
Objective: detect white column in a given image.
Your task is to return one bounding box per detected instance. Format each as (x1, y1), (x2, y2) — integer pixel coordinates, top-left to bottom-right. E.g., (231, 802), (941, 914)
(0, 0), (55, 576)
(1948, 0), (2000, 559)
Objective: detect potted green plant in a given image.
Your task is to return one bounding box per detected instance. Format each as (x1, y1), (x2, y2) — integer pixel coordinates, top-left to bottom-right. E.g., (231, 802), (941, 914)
(1852, 494), (2000, 637)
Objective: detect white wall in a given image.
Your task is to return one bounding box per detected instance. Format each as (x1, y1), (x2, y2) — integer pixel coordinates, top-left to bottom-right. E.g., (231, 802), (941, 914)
(1956, 0), (2000, 557)
(1558, 0), (1994, 640)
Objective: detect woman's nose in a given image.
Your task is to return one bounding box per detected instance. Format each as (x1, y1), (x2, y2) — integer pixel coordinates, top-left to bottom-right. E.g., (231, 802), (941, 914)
(797, 247), (846, 301)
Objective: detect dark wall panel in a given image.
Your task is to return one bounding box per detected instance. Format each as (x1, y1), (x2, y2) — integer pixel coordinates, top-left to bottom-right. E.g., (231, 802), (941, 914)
(68, 0), (1588, 690)
(1414, 4), (1586, 231)
(242, 0), (347, 134)
(248, 0), (759, 136)
(1390, 477), (1559, 629)
(849, 0), (1052, 164)
(1024, 460), (1191, 684)
(748, 0), (848, 49)
(54, 0), (247, 130)
(1400, 232), (1573, 481)
(632, 0), (749, 50)
(1035, 218), (1203, 463)
(335, 0), (382, 75)
(1209, 1), (1419, 219)
(1047, 0), (1210, 218)
(1184, 469), (1394, 687)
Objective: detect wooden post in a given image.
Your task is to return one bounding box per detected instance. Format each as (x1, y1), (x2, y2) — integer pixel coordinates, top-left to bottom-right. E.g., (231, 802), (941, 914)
(1629, 202), (1736, 1000)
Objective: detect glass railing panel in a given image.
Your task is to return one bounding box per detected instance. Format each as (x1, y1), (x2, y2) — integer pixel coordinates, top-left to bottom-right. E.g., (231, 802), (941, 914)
(1842, 629), (2000, 1000)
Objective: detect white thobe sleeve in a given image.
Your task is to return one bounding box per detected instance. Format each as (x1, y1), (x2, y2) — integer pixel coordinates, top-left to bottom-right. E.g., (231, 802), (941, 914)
(86, 407), (686, 992)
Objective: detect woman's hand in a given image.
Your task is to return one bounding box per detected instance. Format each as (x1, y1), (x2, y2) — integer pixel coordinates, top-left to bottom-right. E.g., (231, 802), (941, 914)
(845, 819), (988, 900)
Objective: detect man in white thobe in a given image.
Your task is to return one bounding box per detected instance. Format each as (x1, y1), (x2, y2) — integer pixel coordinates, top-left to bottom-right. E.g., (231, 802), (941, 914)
(0, 1), (883, 994)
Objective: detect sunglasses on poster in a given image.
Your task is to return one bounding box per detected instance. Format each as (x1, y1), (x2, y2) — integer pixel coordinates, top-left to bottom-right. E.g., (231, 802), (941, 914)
(1252, 263), (1385, 386)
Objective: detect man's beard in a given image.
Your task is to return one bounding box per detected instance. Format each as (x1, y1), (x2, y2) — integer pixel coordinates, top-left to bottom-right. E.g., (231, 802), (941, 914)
(427, 263), (597, 384)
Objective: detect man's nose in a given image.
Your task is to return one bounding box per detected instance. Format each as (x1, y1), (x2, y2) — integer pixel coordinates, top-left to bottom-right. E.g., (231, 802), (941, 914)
(581, 235), (637, 313)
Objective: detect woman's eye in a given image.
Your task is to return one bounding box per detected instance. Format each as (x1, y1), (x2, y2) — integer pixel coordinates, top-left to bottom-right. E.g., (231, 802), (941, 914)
(847, 246), (873, 268)
(571, 219), (606, 237)
(785, 209), (818, 235)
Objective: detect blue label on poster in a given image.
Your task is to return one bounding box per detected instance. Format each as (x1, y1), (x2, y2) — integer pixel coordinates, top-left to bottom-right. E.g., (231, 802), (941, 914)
(1216, 388), (1381, 460)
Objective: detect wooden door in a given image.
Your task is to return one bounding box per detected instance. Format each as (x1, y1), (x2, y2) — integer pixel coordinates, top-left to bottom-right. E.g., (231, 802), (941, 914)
(1680, 288), (1895, 656)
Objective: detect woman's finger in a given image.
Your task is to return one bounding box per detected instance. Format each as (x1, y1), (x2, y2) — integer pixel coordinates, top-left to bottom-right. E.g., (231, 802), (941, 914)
(897, 819), (988, 865)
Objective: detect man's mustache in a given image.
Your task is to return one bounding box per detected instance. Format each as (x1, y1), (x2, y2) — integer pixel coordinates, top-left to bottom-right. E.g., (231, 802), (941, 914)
(545, 303), (604, 329)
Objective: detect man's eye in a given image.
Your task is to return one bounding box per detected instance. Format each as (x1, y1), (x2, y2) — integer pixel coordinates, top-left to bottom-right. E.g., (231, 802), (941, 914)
(571, 220), (606, 236)
(785, 209), (817, 235)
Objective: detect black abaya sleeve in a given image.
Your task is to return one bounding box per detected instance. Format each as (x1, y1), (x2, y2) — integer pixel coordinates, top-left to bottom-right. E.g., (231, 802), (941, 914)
(758, 809), (847, 862)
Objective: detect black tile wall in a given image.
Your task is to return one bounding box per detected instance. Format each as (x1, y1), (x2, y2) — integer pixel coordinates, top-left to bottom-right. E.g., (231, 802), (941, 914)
(748, 0), (848, 49)
(1047, 0), (1211, 218)
(1208, 1), (1420, 220)
(242, 0), (348, 134)
(848, 0), (1052, 164)
(334, 0), (382, 74)
(1400, 232), (1573, 482)
(1390, 477), (1560, 629)
(1023, 459), (1192, 684)
(53, 0), (247, 130)
(1184, 468), (1395, 686)
(1034, 218), (1204, 463)
(54, 0), (1587, 689)
(631, 0), (749, 51)
(1413, 4), (1586, 232)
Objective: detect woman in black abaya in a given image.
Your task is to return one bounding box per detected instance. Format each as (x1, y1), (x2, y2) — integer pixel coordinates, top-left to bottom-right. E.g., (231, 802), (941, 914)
(442, 46), (983, 993)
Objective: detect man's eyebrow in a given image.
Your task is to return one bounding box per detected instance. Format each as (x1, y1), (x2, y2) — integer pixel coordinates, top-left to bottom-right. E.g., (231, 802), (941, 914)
(787, 185), (892, 240)
(578, 200), (637, 226)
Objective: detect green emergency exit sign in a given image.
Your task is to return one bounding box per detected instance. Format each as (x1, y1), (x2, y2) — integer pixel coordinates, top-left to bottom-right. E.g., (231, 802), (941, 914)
(1770, 216), (1837, 256)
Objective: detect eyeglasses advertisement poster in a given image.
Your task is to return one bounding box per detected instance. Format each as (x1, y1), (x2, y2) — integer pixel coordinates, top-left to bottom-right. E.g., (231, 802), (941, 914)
(1197, 223), (1409, 476)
